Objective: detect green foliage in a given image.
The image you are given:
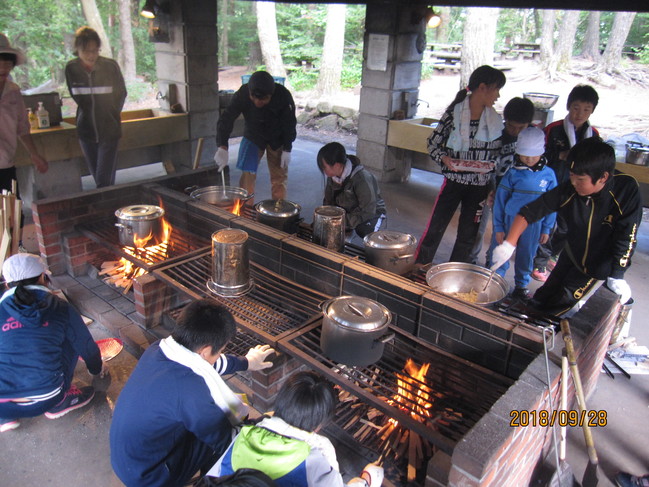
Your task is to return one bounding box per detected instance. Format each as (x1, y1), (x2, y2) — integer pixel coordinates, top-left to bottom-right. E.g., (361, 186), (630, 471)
(340, 51), (362, 89)
(219, 1), (256, 66)
(126, 79), (155, 103)
(287, 69), (319, 91)
(276, 4), (326, 67)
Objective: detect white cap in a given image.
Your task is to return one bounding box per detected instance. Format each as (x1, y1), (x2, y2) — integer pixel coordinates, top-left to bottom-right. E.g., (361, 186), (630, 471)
(0, 33), (26, 66)
(2, 254), (49, 283)
(516, 127), (546, 157)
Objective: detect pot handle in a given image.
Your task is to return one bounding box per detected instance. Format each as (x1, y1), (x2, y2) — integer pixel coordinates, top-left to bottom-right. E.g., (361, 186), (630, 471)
(390, 254), (414, 263)
(375, 332), (395, 344)
(241, 192), (255, 201)
(115, 223), (133, 234)
(184, 185), (199, 195)
(319, 298), (335, 312)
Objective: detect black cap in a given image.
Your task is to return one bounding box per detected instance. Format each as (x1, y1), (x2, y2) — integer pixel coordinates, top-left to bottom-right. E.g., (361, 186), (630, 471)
(248, 71), (276, 98)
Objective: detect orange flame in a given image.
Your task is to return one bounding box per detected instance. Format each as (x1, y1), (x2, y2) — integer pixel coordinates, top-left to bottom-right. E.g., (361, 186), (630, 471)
(231, 199), (243, 216)
(389, 359), (433, 424)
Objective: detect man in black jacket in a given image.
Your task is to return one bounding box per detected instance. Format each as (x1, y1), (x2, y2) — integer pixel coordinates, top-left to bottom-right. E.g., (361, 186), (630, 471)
(491, 137), (642, 317)
(214, 71), (296, 201)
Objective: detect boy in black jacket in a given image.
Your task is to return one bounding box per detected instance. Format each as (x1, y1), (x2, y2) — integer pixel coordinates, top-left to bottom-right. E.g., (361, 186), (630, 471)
(491, 137), (641, 317)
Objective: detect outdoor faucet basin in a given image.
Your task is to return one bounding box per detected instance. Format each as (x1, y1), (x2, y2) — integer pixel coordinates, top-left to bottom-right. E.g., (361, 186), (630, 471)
(387, 117), (439, 154)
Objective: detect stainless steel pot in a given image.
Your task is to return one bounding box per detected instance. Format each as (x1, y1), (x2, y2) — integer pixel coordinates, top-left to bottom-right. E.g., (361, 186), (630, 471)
(425, 262), (509, 306)
(115, 205), (165, 247)
(189, 186), (254, 212)
(207, 229), (253, 297)
(255, 199), (301, 234)
(320, 296), (394, 367)
(625, 143), (649, 166)
(313, 206), (346, 252)
(364, 231), (417, 275)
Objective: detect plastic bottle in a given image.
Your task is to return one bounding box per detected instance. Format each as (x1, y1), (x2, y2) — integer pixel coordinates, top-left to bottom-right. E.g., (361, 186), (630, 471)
(27, 108), (39, 130)
(36, 101), (50, 129)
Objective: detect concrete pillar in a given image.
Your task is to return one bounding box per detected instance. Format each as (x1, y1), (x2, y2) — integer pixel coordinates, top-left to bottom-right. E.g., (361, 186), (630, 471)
(357, 4), (425, 183)
(154, 0), (218, 171)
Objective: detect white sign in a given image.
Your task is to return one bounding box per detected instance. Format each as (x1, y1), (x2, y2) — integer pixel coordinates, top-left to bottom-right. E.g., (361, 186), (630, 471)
(367, 34), (389, 71)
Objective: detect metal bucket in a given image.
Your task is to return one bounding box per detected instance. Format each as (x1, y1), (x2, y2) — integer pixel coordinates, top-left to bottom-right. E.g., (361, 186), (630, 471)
(313, 206), (346, 252)
(207, 229), (253, 297)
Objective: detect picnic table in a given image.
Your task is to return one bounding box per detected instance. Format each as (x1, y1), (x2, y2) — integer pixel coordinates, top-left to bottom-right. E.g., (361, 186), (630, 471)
(510, 42), (540, 60)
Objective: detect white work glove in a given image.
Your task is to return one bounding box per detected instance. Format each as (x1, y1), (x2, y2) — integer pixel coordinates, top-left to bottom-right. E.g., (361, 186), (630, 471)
(490, 241), (516, 271)
(606, 277), (632, 304)
(214, 147), (229, 172)
(361, 463), (384, 487)
(280, 151), (291, 170)
(245, 344), (275, 371)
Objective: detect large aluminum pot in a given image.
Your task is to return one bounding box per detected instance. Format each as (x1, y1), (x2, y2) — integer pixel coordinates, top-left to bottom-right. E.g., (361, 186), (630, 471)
(115, 205), (165, 247)
(207, 229), (253, 297)
(255, 199), (301, 234)
(313, 206), (346, 252)
(425, 262), (509, 306)
(320, 296), (394, 367)
(364, 231), (417, 275)
(189, 186), (254, 212)
(625, 143), (649, 166)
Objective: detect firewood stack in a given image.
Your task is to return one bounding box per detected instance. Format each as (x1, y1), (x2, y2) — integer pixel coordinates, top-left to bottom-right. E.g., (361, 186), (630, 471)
(0, 181), (23, 271)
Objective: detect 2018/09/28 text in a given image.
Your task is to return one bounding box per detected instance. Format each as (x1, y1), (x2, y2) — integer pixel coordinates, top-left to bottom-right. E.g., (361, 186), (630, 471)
(509, 409), (607, 427)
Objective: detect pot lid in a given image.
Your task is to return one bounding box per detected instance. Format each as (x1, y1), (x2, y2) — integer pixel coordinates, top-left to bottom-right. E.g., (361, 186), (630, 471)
(256, 199), (300, 218)
(364, 230), (416, 250)
(115, 205), (164, 221)
(324, 296), (391, 331)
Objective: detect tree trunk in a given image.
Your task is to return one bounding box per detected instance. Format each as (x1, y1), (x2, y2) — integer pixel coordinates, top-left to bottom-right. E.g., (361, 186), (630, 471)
(255, 2), (287, 78)
(80, 0), (113, 58)
(219, 0), (229, 66)
(117, 0), (136, 81)
(540, 9), (557, 79)
(582, 11), (601, 61)
(460, 7), (499, 89)
(435, 7), (451, 43)
(600, 12), (637, 73)
(315, 4), (346, 96)
(555, 10), (580, 71)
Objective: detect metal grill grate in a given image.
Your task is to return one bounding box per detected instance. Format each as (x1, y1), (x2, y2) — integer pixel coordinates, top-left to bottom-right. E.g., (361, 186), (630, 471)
(279, 317), (514, 453)
(153, 251), (330, 343)
(78, 219), (210, 271)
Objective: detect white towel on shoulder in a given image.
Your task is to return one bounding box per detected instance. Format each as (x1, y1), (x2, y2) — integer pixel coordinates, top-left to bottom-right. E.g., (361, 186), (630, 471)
(563, 116), (593, 148)
(160, 336), (248, 426)
(447, 97), (503, 152)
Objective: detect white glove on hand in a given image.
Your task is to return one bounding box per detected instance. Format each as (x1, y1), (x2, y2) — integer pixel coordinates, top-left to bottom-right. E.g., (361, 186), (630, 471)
(490, 241), (516, 271)
(606, 277), (632, 304)
(214, 147), (229, 172)
(245, 344), (275, 371)
(362, 463), (384, 487)
(280, 151), (291, 170)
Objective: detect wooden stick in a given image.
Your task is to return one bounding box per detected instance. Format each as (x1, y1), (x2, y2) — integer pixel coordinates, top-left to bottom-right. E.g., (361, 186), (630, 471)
(408, 431), (418, 482)
(560, 353), (568, 462)
(11, 198), (21, 255)
(192, 137), (205, 170)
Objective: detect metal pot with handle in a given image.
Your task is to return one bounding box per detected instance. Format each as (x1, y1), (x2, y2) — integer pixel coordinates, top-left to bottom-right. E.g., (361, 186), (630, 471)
(115, 205), (165, 247)
(188, 186), (254, 212)
(320, 296), (394, 367)
(364, 231), (417, 275)
(255, 199), (302, 233)
(625, 142), (649, 166)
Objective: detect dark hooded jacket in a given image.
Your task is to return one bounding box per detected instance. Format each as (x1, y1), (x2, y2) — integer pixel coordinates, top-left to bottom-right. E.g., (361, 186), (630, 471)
(323, 157), (386, 230)
(519, 172), (642, 280)
(0, 286), (102, 399)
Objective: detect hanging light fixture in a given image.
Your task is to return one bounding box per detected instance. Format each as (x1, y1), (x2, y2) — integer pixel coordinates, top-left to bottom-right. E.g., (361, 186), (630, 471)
(141, 0), (156, 19)
(426, 9), (442, 29)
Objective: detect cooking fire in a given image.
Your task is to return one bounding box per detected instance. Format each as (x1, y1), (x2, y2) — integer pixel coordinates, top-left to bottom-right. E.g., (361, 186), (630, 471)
(100, 217), (173, 293)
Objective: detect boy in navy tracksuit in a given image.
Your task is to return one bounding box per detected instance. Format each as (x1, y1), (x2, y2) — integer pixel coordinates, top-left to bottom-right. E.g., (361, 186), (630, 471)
(491, 137), (641, 317)
(110, 299), (275, 487)
(489, 127), (557, 300)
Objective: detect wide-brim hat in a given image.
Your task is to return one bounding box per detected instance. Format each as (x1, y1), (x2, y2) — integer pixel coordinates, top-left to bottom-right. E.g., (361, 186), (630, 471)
(0, 33), (26, 66)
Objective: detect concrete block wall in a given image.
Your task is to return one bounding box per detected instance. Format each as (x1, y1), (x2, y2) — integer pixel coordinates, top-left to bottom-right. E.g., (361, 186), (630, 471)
(357, 3), (425, 183)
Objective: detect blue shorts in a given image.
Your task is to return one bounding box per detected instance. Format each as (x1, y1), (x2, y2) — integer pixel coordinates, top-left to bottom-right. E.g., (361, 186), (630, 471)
(236, 137), (262, 173)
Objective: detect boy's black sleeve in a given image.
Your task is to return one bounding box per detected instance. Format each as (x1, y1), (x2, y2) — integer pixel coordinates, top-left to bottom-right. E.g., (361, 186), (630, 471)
(216, 86), (246, 148)
(609, 174), (643, 279)
(518, 181), (569, 224)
